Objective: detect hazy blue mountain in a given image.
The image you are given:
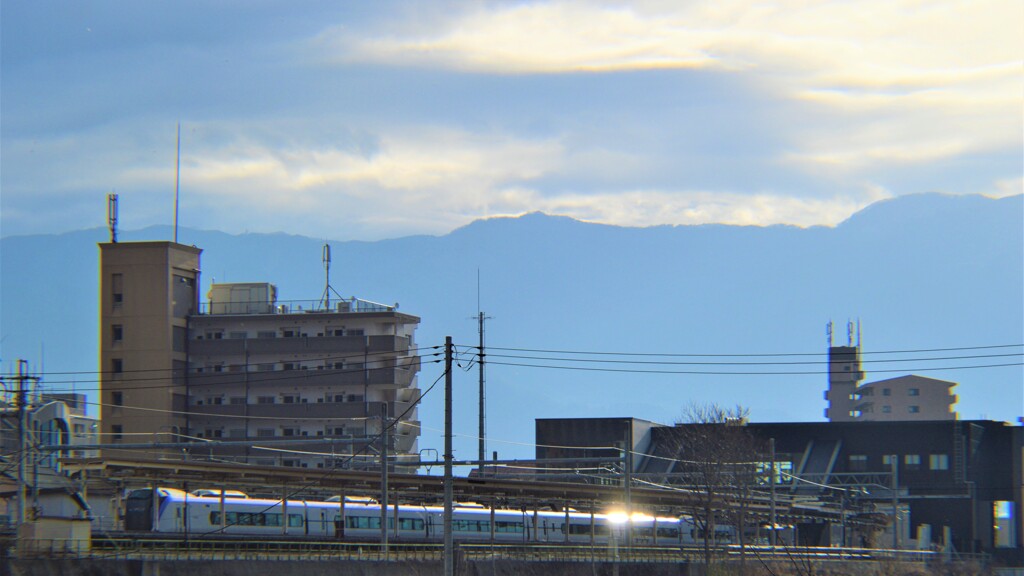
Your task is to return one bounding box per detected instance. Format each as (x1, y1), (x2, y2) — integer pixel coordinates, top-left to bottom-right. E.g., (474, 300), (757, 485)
(2, 193), (1021, 463)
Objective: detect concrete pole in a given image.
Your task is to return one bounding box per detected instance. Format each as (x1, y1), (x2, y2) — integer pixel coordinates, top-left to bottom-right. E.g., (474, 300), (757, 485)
(444, 337), (454, 576)
(770, 438), (777, 547)
(16, 360), (28, 528)
(891, 455), (899, 549)
(380, 403), (389, 560)
(478, 312), (486, 475)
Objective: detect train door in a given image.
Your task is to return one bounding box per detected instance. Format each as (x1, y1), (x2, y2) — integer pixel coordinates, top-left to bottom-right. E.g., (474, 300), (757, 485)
(125, 489), (155, 531)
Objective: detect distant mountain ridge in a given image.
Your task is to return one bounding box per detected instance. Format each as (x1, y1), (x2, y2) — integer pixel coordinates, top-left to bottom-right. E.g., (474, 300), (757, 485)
(1, 193), (1021, 461)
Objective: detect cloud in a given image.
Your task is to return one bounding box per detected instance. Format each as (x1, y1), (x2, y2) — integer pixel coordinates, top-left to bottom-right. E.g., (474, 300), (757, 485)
(317, 3), (722, 74)
(320, 0), (1022, 168)
(487, 186), (895, 229)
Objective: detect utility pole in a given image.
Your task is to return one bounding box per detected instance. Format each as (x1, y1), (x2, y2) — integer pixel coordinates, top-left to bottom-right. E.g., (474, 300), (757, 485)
(769, 438), (777, 547)
(380, 402), (389, 560)
(9, 360), (40, 529)
(623, 419), (633, 551)
(444, 337), (454, 576)
(477, 312), (489, 474)
(891, 454), (899, 549)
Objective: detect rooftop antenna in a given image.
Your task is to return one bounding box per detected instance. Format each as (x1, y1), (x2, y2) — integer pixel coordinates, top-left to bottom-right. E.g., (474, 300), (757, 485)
(826, 321), (833, 347)
(847, 319), (855, 347)
(857, 318), (862, 348)
(174, 122), (181, 244)
(320, 243), (344, 310)
(107, 193), (118, 243)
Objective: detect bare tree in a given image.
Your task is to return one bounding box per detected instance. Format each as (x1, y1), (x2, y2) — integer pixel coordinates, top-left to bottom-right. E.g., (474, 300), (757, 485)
(668, 402), (763, 573)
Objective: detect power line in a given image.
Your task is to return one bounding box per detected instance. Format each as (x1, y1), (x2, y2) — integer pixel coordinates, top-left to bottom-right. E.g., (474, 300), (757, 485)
(482, 359), (1024, 376)
(481, 343), (1024, 358)
(479, 351), (1023, 367)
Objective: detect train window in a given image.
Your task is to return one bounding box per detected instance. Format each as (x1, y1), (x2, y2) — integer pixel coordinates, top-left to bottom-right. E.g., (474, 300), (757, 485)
(453, 519), (490, 532)
(657, 527), (680, 538)
(399, 518), (424, 531)
(494, 521), (524, 534)
(347, 516), (395, 530)
(288, 514), (304, 527)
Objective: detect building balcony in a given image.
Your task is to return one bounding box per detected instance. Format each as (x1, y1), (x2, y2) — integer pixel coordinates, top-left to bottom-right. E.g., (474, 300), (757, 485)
(188, 334), (412, 357)
(186, 364), (417, 389)
(188, 400), (416, 424)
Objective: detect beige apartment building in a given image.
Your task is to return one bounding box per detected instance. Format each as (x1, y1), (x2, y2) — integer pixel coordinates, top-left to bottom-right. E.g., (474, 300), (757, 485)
(98, 241), (421, 470)
(824, 342), (958, 422)
(851, 374), (957, 421)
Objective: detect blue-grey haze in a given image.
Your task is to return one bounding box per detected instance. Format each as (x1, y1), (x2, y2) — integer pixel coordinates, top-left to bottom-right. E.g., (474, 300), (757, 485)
(1, 193), (1021, 465)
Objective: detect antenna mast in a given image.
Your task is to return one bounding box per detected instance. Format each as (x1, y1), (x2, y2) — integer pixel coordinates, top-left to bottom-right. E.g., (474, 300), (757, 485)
(174, 122), (181, 243)
(107, 193), (119, 243)
(320, 243), (344, 311)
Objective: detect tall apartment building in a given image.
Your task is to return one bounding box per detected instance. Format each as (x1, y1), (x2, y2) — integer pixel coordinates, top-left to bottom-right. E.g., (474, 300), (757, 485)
(187, 282), (421, 470)
(99, 242), (202, 448)
(98, 241), (421, 469)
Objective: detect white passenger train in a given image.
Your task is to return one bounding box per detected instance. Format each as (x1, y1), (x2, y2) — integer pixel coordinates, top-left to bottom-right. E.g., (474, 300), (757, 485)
(124, 487), (733, 546)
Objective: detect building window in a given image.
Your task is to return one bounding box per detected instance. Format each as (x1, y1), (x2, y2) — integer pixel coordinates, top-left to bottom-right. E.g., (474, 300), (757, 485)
(111, 273), (123, 306)
(882, 388), (891, 396)
(904, 454), (921, 470)
(229, 331), (247, 339)
(257, 396), (275, 404)
(848, 454), (868, 471)
(256, 428), (275, 438)
(112, 391), (123, 406)
(112, 324), (123, 343)
(112, 425), (123, 441)
(282, 428), (298, 437)
(929, 454), (949, 470)
(908, 405), (921, 414)
(882, 454), (895, 466)
(908, 388), (920, 396)
(256, 363), (275, 372)
(111, 358), (123, 374)
(882, 405), (892, 413)
(204, 331), (223, 340)
(281, 395), (298, 404)
(257, 331), (277, 339)
(229, 397), (246, 405)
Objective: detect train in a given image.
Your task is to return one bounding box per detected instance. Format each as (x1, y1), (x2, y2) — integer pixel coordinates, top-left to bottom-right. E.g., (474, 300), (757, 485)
(124, 487), (735, 546)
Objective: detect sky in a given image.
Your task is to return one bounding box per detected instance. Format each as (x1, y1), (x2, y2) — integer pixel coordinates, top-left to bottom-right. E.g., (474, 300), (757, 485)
(2, 1), (1021, 241)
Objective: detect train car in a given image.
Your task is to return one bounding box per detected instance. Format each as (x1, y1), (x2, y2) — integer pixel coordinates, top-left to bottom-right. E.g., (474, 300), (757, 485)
(124, 487), (726, 548)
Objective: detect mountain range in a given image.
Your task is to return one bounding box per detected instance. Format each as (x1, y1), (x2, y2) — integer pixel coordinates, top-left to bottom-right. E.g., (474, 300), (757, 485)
(1, 193), (1021, 462)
